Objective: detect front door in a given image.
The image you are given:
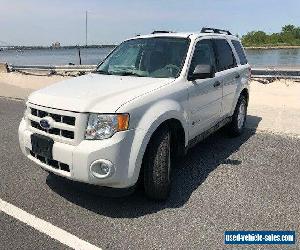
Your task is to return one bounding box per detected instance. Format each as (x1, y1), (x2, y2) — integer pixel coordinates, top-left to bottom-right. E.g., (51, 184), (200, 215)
(187, 39), (222, 140)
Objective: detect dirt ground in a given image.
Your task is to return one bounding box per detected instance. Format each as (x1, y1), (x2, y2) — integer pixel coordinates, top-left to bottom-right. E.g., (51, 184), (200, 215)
(0, 72), (67, 99)
(247, 79), (300, 136)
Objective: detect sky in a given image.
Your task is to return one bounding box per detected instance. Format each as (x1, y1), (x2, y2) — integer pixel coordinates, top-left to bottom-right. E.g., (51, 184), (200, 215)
(0, 0), (300, 46)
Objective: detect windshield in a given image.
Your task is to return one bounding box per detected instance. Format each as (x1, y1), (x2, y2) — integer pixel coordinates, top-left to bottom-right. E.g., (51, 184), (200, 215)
(96, 37), (190, 78)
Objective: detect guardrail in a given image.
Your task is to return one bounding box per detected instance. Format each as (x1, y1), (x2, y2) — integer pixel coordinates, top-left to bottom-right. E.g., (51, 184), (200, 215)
(7, 64), (300, 79)
(9, 64), (97, 72)
(251, 66), (300, 79)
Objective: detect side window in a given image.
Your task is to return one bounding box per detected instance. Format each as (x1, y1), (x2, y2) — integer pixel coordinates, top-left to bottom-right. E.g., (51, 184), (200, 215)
(231, 40), (248, 65)
(213, 39), (237, 72)
(188, 39), (216, 76)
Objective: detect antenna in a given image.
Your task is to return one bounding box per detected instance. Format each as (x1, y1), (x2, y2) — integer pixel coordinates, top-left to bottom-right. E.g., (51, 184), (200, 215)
(85, 11), (88, 46)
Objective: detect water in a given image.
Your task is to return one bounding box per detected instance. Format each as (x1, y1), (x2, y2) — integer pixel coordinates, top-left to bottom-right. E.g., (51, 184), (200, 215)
(0, 47), (114, 66)
(1, 47), (300, 67)
(246, 48), (300, 67)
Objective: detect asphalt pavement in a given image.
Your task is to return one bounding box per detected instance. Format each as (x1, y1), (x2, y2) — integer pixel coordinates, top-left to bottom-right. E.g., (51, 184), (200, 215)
(0, 97), (299, 250)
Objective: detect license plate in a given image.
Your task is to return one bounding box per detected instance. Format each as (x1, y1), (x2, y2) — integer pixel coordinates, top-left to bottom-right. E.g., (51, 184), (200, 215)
(31, 134), (54, 159)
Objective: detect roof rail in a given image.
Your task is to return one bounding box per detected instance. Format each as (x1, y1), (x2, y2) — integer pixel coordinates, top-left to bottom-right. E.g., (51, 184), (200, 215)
(201, 27), (232, 35)
(151, 30), (173, 34)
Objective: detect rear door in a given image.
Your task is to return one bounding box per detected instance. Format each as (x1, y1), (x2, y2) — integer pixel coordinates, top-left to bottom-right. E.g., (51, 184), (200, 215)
(187, 39), (222, 139)
(213, 38), (239, 117)
(231, 39), (251, 102)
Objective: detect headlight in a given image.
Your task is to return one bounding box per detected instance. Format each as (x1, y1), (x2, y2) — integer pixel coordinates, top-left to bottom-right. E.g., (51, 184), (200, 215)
(85, 113), (129, 140)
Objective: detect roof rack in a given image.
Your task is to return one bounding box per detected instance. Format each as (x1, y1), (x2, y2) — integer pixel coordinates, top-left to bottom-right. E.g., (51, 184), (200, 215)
(151, 30), (173, 34)
(201, 27), (232, 35)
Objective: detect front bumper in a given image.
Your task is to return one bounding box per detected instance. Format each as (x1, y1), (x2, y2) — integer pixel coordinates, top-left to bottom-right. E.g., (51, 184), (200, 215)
(18, 118), (137, 188)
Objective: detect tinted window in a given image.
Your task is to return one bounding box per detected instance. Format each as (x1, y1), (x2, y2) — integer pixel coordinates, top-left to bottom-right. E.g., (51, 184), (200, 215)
(214, 39), (237, 71)
(188, 39), (216, 75)
(232, 40), (248, 65)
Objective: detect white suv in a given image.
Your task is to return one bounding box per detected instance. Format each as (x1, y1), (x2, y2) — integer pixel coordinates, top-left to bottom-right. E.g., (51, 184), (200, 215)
(19, 28), (250, 200)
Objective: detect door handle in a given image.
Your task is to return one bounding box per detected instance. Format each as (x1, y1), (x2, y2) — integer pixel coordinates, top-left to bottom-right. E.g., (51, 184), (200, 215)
(213, 81), (221, 87)
(235, 74), (240, 79)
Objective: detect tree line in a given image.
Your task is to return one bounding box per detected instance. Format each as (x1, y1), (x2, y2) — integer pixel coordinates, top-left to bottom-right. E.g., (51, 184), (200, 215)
(241, 25), (300, 47)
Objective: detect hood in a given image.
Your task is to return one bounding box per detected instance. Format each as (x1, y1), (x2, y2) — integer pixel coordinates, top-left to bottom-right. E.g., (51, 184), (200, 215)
(28, 73), (173, 113)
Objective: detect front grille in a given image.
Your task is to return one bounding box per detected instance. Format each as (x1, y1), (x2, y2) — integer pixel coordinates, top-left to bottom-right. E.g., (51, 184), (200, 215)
(31, 108), (75, 125)
(28, 107), (76, 140)
(30, 150), (70, 172)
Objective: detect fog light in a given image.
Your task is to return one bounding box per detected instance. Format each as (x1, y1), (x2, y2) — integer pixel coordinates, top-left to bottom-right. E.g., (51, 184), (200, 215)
(90, 160), (114, 179)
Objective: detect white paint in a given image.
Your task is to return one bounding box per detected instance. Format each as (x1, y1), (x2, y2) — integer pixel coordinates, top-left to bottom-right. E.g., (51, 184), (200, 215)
(0, 198), (102, 250)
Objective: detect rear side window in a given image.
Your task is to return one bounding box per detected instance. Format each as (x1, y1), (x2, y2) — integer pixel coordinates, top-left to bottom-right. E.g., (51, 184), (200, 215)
(232, 40), (248, 65)
(213, 39), (237, 72)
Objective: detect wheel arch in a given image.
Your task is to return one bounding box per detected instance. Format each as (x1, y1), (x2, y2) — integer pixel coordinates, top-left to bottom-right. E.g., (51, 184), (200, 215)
(145, 118), (186, 160)
(127, 99), (189, 187)
(240, 88), (249, 104)
(230, 87), (250, 115)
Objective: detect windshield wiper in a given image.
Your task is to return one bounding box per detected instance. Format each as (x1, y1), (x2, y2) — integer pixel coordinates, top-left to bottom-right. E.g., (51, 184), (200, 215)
(117, 71), (144, 77)
(93, 70), (111, 75)
(93, 70), (144, 77)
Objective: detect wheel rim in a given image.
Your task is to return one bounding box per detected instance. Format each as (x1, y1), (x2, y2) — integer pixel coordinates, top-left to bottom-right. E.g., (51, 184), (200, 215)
(237, 101), (246, 129)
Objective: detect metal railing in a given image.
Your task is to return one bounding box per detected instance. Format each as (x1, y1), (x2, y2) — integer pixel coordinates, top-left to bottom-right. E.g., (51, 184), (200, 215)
(9, 64), (97, 72)
(251, 66), (300, 79)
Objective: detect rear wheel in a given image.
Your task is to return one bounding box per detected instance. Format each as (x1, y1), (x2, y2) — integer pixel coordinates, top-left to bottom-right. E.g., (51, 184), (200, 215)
(228, 95), (247, 136)
(143, 126), (171, 201)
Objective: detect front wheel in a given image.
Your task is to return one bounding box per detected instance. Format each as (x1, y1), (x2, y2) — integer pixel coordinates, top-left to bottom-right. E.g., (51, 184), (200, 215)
(143, 126), (171, 201)
(227, 95), (247, 136)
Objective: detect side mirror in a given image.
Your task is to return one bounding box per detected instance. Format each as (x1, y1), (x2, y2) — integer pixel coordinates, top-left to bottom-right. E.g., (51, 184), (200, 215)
(189, 64), (214, 81)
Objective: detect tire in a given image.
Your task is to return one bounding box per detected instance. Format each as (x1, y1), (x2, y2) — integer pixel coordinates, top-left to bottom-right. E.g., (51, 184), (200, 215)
(227, 95), (247, 137)
(143, 126), (171, 201)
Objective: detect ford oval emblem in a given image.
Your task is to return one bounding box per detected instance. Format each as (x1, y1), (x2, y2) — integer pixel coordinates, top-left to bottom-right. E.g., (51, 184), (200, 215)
(39, 117), (54, 129)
